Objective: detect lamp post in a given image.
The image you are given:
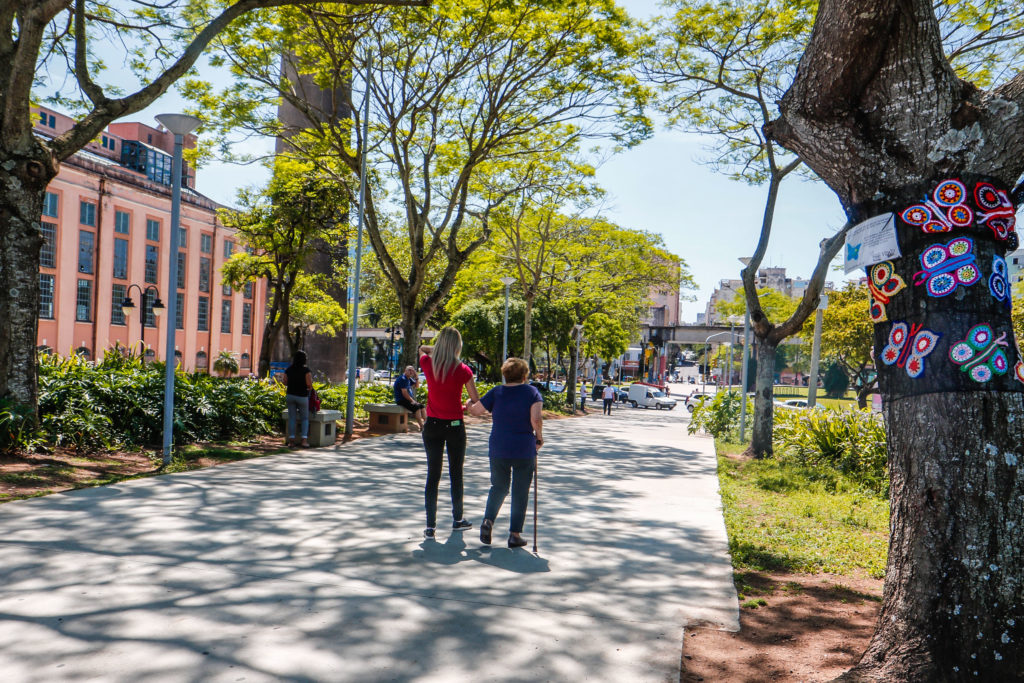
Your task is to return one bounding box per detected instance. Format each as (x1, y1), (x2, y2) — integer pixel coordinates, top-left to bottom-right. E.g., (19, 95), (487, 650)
(737, 257), (753, 441)
(120, 284), (164, 354)
(345, 55), (373, 438)
(807, 293), (829, 408)
(154, 112), (200, 466)
(387, 325), (401, 376)
(500, 276), (515, 371)
(703, 330), (731, 392)
(572, 323), (583, 411)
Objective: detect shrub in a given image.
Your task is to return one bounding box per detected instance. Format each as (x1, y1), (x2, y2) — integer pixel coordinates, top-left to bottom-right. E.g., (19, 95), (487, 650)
(772, 407), (888, 494)
(0, 398), (42, 454)
(688, 391), (753, 439)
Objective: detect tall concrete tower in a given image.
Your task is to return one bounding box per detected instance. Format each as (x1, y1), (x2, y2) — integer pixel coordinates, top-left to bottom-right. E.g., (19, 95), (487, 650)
(274, 55), (352, 381)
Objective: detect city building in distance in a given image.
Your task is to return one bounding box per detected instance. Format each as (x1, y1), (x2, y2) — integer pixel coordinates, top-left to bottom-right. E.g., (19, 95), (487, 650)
(33, 106), (266, 374)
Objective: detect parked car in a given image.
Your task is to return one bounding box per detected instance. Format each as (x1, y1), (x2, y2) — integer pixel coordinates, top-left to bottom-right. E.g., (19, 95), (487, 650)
(627, 384), (677, 410)
(685, 391), (715, 413)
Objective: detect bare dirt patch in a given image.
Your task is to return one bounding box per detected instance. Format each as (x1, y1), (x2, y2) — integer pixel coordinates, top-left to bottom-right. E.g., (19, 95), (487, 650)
(682, 572), (883, 682)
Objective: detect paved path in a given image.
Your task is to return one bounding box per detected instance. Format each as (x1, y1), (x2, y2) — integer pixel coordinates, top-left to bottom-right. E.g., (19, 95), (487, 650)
(0, 402), (737, 682)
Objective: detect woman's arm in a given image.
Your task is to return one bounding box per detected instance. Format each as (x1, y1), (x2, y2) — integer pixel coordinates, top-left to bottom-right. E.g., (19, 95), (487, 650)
(464, 376), (481, 403)
(305, 370), (313, 391)
(466, 399), (488, 416)
(419, 345), (433, 356)
(531, 402), (543, 449)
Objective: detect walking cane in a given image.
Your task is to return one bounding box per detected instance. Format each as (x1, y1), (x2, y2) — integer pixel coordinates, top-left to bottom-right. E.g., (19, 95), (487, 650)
(532, 457), (539, 554)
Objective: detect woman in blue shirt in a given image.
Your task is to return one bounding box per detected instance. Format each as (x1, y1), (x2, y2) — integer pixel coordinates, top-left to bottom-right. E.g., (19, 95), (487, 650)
(466, 357), (543, 548)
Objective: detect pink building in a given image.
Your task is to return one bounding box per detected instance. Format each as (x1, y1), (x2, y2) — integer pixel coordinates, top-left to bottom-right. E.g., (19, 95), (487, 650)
(33, 106), (266, 374)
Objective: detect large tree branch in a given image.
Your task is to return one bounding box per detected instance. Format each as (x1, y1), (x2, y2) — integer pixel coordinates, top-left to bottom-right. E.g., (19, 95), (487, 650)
(49, 0), (427, 160)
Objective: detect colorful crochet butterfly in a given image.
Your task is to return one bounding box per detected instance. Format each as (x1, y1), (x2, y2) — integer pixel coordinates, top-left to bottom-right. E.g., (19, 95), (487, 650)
(989, 254), (1011, 308)
(901, 179), (974, 234)
(949, 324), (1009, 383)
(1015, 360), (1024, 385)
(913, 237), (980, 297)
(974, 182), (1017, 241)
(880, 322), (940, 378)
(868, 261), (906, 323)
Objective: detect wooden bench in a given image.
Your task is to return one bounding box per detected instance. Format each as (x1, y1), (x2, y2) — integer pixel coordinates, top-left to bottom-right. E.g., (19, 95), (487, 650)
(365, 403), (410, 434)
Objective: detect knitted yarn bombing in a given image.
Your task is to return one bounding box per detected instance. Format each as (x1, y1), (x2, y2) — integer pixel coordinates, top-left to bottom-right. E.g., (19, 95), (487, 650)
(974, 181), (1017, 241)
(989, 254), (1011, 308)
(913, 237), (980, 297)
(949, 324), (1009, 383)
(901, 180), (974, 234)
(868, 261), (906, 323)
(881, 321), (941, 378)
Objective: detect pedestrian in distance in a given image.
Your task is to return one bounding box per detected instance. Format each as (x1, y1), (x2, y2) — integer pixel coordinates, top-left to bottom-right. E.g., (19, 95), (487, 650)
(394, 365), (426, 431)
(580, 381), (588, 413)
(602, 383), (616, 415)
(279, 350), (312, 448)
(418, 327), (481, 539)
(466, 357), (542, 549)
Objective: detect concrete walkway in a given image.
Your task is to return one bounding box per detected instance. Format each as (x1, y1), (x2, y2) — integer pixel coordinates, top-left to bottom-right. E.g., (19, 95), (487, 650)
(0, 401), (737, 682)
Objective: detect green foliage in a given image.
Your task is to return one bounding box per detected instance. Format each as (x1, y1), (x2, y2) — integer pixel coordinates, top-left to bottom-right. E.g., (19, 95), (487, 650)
(213, 350), (240, 377)
(822, 362), (850, 398)
(0, 398), (42, 454)
(36, 350), (284, 450)
(688, 391), (753, 439)
(541, 391), (572, 414)
(717, 451), (889, 577)
(772, 408), (888, 494)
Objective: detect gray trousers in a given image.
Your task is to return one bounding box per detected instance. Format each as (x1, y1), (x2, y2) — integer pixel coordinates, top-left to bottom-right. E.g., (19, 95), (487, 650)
(286, 393), (310, 439)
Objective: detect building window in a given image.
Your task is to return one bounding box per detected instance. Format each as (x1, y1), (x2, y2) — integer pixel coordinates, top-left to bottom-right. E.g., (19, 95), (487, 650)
(145, 245), (159, 284)
(199, 257), (210, 293)
(178, 227), (188, 249)
(113, 238), (129, 280)
(146, 218), (160, 242)
(39, 111), (56, 128)
(39, 274), (54, 319)
(177, 252), (186, 290)
(197, 296), (209, 331)
(221, 299), (232, 333)
(76, 279), (92, 321)
(242, 302), (252, 335)
(144, 348), (155, 362)
(240, 353), (251, 370)
(200, 233), (213, 254)
(42, 192), (59, 217)
(79, 200), (96, 226)
(114, 210), (130, 234)
(78, 230), (94, 273)
(176, 292), (185, 330)
(223, 239), (234, 259)
(144, 295), (157, 327)
(75, 346), (92, 361)
(244, 281), (253, 299)
(222, 283), (232, 296)
(196, 351), (209, 372)
(111, 284), (126, 325)
(40, 221), (56, 268)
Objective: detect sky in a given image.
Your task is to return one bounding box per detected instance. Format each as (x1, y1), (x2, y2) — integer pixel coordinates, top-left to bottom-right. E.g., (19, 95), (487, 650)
(126, 0), (851, 324)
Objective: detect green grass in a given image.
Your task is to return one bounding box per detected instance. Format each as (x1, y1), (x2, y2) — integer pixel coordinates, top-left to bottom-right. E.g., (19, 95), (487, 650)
(717, 444), (889, 578)
(771, 385), (860, 411)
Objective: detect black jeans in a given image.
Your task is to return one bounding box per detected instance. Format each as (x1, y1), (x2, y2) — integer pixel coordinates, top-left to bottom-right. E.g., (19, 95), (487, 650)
(484, 456), (536, 534)
(603, 398), (613, 415)
(422, 417), (467, 528)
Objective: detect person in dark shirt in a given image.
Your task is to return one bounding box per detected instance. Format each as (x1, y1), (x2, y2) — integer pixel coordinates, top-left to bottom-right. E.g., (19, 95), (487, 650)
(393, 365), (425, 430)
(466, 357), (543, 549)
(278, 351), (312, 448)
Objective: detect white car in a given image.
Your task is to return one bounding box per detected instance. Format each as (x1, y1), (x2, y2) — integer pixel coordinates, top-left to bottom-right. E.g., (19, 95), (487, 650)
(627, 384), (677, 410)
(685, 392), (714, 413)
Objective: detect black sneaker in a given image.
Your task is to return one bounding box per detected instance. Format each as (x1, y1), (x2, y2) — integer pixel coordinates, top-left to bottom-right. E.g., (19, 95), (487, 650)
(423, 527), (435, 538)
(480, 519), (493, 545)
(452, 519), (472, 531)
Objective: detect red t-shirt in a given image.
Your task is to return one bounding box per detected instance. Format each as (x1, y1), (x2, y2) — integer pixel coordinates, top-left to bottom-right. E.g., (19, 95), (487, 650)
(420, 354), (473, 419)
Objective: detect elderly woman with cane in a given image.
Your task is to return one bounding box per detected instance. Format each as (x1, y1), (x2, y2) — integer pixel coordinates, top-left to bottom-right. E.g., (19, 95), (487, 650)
(466, 357), (543, 549)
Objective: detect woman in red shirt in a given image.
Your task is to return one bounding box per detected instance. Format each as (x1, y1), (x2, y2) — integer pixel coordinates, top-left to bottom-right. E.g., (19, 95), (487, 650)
(419, 327), (481, 539)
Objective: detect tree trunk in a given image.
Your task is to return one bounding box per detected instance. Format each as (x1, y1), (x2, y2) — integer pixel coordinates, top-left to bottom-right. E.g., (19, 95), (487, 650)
(522, 296), (534, 368)
(856, 379), (876, 410)
(0, 150), (57, 413)
(840, 391), (1024, 681)
(399, 313), (427, 370)
(747, 338), (777, 458)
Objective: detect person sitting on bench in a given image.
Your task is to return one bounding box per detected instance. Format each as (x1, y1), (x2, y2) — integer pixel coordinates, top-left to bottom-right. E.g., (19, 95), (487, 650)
(394, 365), (426, 430)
